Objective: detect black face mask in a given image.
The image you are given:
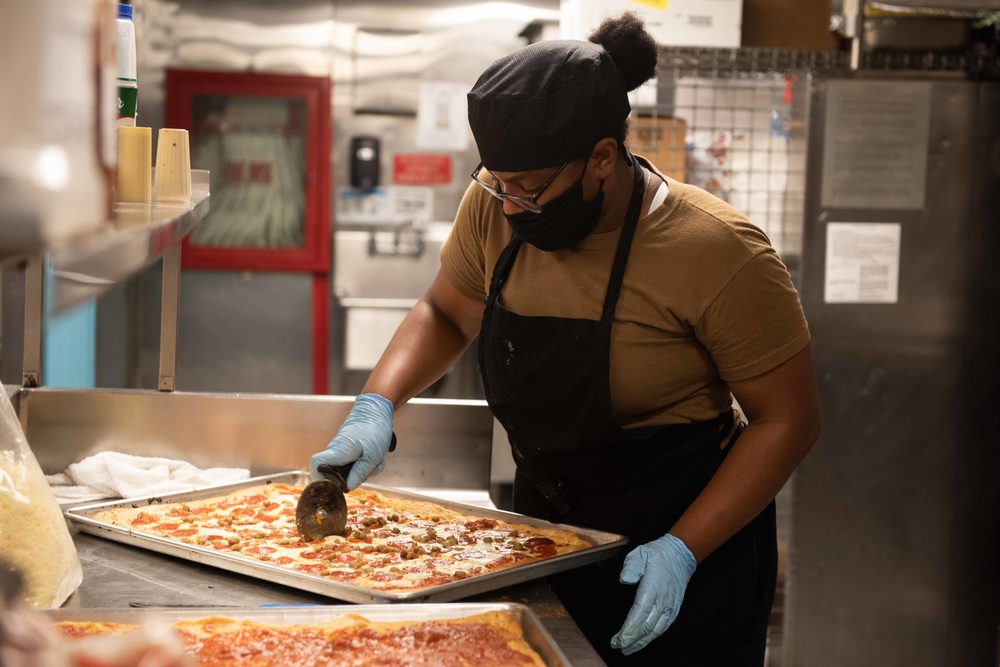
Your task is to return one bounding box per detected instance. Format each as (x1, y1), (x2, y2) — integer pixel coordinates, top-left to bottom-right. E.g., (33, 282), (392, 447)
(504, 168), (605, 252)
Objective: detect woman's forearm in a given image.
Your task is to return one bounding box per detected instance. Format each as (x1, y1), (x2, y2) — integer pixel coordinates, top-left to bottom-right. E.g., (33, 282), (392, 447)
(669, 345), (821, 562)
(362, 297), (477, 409)
(668, 419), (817, 563)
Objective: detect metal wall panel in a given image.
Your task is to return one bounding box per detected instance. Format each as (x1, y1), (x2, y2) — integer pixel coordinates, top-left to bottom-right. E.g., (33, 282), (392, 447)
(114, 267), (314, 394)
(174, 271), (314, 394)
(21, 388), (494, 492)
(788, 76), (1000, 666)
(0, 266), (26, 386)
(947, 80), (1000, 666)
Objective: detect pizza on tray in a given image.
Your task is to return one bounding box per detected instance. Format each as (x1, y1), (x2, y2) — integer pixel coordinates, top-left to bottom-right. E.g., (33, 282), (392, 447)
(53, 610), (547, 666)
(89, 484), (591, 592)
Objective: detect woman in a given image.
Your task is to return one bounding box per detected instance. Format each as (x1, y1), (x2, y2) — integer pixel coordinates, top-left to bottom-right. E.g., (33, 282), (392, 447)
(310, 13), (820, 665)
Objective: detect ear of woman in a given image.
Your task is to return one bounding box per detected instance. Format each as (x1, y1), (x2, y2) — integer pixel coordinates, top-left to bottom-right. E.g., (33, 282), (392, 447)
(590, 138), (620, 179)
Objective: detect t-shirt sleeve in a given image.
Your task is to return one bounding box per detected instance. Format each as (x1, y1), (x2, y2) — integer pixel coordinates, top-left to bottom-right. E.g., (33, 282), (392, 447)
(694, 250), (811, 382)
(440, 182), (490, 303)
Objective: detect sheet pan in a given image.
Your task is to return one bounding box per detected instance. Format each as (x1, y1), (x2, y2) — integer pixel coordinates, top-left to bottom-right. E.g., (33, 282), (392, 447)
(48, 602), (570, 667)
(65, 472), (627, 604)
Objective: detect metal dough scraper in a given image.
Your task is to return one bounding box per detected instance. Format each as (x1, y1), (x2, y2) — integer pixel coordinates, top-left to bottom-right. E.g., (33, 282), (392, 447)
(295, 433), (396, 542)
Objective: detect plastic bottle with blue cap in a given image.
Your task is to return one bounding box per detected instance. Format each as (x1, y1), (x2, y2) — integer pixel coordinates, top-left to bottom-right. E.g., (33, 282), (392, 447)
(116, 3), (137, 126)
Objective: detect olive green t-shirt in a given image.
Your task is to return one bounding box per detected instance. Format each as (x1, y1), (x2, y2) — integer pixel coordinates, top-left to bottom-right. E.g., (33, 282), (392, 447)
(440, 160), (810, 429)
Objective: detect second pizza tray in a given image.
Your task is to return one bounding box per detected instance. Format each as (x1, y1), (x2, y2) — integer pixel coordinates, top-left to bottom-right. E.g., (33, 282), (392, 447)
(47, 602), (570, 667)
(64, 472), (628, 604)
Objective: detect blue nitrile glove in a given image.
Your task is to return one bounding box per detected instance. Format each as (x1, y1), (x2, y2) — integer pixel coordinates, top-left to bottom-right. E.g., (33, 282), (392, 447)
(309, 393), (394, 490)
(610, 533), (697, 655)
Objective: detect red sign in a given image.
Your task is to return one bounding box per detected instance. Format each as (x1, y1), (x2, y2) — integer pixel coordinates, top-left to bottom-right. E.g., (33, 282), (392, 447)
(393, 154), (452, 185)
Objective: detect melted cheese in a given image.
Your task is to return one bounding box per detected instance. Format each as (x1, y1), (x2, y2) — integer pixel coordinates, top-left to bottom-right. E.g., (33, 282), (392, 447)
(92, 484), (590, 592)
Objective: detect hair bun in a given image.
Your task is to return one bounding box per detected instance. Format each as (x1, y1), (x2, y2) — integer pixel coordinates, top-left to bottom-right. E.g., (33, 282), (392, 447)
(588, 11), (658, 92)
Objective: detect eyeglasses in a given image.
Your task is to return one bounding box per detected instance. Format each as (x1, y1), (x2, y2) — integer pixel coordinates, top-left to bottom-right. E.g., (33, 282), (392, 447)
(470, 161), (569, 213)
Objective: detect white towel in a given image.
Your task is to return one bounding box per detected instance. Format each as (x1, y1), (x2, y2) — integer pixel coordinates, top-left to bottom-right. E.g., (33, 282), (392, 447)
(46, 451), (250, 504)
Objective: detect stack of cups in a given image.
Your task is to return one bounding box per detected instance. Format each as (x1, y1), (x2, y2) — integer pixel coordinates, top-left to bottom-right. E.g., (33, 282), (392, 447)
(117, 127), (191, 207)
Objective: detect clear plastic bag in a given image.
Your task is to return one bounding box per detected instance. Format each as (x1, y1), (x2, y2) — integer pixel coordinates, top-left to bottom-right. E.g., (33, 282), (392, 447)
(0, 385), (81, 608)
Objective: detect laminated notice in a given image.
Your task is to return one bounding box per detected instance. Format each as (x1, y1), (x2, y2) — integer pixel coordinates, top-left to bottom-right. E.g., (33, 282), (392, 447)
(824, 222), (901, 304)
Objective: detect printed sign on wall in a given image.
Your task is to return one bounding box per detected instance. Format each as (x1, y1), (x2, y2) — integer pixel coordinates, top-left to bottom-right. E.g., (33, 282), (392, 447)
(416, 81), (469, 151)
(821, 80), (931, 210)
(393, 154), (452, 185)
(824, 222), (902, 304)
(336, 186), (435, 225)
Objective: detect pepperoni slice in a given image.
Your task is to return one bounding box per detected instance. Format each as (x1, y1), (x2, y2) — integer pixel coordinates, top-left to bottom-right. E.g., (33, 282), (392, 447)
(170, 528), (198, 538)
(524, 537), (557, 557)
(242, 546), (277, 557)
(293, 563), (327, 574)
(523, 537), (554, 549)
(487, 555), (515, 570)
(152, 523), (181, 531)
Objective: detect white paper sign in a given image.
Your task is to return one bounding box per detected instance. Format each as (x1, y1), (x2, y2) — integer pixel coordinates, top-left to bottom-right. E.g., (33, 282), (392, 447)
(821, 81), (931, 210)
(824, 223), (901, 304)
(336, 186), (434, 225)
(416, 81), (469, 151)
(561, 0), (742, 47)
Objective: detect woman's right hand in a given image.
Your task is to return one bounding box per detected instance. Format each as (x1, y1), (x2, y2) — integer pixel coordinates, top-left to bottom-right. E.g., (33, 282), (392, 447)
(309, 393), (395, 490)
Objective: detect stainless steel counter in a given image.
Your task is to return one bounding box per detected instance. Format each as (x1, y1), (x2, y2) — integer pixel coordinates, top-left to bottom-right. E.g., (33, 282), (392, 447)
(66, 530), (606, 666)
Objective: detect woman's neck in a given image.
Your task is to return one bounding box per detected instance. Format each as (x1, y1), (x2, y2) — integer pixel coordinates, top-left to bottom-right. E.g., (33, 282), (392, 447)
(592, 157), (642, 234)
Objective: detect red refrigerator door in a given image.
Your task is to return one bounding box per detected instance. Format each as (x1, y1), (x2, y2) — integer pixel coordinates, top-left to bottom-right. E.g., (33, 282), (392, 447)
(166, 70), (331, 393)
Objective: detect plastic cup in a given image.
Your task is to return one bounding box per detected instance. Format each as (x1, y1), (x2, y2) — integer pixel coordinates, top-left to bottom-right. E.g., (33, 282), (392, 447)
(154, 128), (191, 204)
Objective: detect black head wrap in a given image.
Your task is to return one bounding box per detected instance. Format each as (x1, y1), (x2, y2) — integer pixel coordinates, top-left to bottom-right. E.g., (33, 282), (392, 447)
(467, 40), (630, 172)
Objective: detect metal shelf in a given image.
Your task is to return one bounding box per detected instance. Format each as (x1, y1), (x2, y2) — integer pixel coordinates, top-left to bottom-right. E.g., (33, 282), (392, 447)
(4, 170), (209, 389)
(47, 169), (210, 313)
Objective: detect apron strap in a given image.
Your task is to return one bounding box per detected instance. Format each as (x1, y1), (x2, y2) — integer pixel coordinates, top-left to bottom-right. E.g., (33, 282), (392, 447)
(484, 235), (522, 308)
(598, 158), (647, 340)
(486, 156), (644, 315)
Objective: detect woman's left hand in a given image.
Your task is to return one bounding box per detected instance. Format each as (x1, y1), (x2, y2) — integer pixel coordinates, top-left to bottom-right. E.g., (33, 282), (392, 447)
(610, 533), (697, 655)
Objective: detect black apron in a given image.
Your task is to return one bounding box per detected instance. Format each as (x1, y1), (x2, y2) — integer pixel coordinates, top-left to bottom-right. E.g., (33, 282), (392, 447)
(477, 163), (777, 666)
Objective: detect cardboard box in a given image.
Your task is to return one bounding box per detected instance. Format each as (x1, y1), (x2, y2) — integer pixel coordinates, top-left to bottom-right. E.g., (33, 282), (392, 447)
(627, 116), (687, 182)
(741, 0), (836, 49)
(563, 0), (743, 48)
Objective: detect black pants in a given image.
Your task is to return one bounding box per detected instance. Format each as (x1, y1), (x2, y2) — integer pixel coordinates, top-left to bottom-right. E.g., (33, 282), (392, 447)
(513, 421), (777, 665)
